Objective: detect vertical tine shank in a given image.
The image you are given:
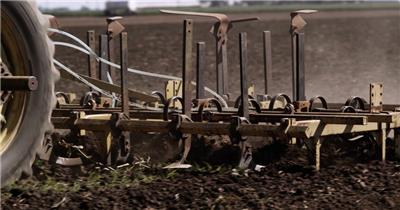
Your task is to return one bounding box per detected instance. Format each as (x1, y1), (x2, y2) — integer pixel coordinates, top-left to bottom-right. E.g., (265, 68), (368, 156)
(263, 31), (272, 95)
(222, 42), (229, 96)
(196, 42), (205, 99)
(291, 32), (298, 101)
(120, 32), (129, 116)
(99, 34), (109, 82)
(87, 30), (97, 80)
(182, 19), (194, 117)
(108, 34), (117, 82)
(239, 32), (249, 119)
(297, 32), (306, 101)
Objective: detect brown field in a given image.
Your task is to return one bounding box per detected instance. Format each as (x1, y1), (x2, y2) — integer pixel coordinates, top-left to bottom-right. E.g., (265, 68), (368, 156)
(54, 9), (400, 103)
(2, 9), (400, 209)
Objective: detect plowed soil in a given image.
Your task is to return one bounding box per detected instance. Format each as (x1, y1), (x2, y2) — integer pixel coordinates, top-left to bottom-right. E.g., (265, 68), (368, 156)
(2, 9), (400, 209)
(2, 141), (400, 209)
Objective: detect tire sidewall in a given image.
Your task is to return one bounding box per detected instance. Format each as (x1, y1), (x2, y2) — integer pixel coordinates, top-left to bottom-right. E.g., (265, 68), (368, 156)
(1, 1), (55, 185)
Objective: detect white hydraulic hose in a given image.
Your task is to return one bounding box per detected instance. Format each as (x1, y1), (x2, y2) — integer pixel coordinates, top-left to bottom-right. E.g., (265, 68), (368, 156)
(49, 29), (117, 106)
(50, 28), (228, 108)
(53, 59), (116, 99)
(53, 59), (161, 111)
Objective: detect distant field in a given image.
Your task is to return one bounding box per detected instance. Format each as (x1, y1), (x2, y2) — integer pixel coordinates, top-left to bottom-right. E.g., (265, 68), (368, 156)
(138, 2), (400, 14)
(42, 2), (400, 16)
(54, 9), (400, 104)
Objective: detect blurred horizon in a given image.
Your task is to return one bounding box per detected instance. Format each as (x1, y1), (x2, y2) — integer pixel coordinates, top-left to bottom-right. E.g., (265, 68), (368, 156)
(38, 0), (399, 12)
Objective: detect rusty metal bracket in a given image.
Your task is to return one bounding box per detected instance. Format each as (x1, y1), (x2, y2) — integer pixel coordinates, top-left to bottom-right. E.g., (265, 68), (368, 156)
(290, 10), (317, 34)
(370, 83), (383, 113)
(106, 16), (125, 38)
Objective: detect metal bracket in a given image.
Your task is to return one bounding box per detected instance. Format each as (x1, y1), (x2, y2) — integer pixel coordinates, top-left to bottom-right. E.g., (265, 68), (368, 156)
(106, 16), (125, 38)
(165, 80), (183, 109)
(370, 83), (383, 113)
(290, 10), (317, 34)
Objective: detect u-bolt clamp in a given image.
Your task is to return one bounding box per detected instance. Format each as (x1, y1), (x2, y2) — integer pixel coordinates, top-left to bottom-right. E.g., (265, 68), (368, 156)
(229, 116), (250, 145)
(194, 98), (223, 122)
(234, 96), (262, 114)
(163, 96), (184, 121)
(106, 16), (125, 39)
(290, 10), (317, 35)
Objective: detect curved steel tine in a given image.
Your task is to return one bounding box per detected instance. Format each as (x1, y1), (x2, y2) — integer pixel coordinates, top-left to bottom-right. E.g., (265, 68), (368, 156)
(197, 99), (209, 122)
(249, 99), (262, 113)
(164, 115), (193, 169)
(345, 96), (367, 110)
(238, 141), (253, 169)
(209, 98), (223, 112)
(196, 98), (223, 122)
(179, 134), (192, 164)
(269, 93), (292, 110)
(151, 91), (166, 105)
(163, 135), (192, 169)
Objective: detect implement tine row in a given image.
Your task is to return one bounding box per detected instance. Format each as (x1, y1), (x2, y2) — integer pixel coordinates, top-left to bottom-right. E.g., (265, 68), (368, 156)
(46, 11), (400, 171)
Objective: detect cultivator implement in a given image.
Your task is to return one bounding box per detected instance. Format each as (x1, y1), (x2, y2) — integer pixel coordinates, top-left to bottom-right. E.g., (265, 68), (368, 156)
(34, 10), (400, 171)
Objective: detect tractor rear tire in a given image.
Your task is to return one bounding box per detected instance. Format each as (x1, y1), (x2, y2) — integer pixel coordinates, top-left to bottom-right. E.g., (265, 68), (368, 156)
(1, 1), (58, 187)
